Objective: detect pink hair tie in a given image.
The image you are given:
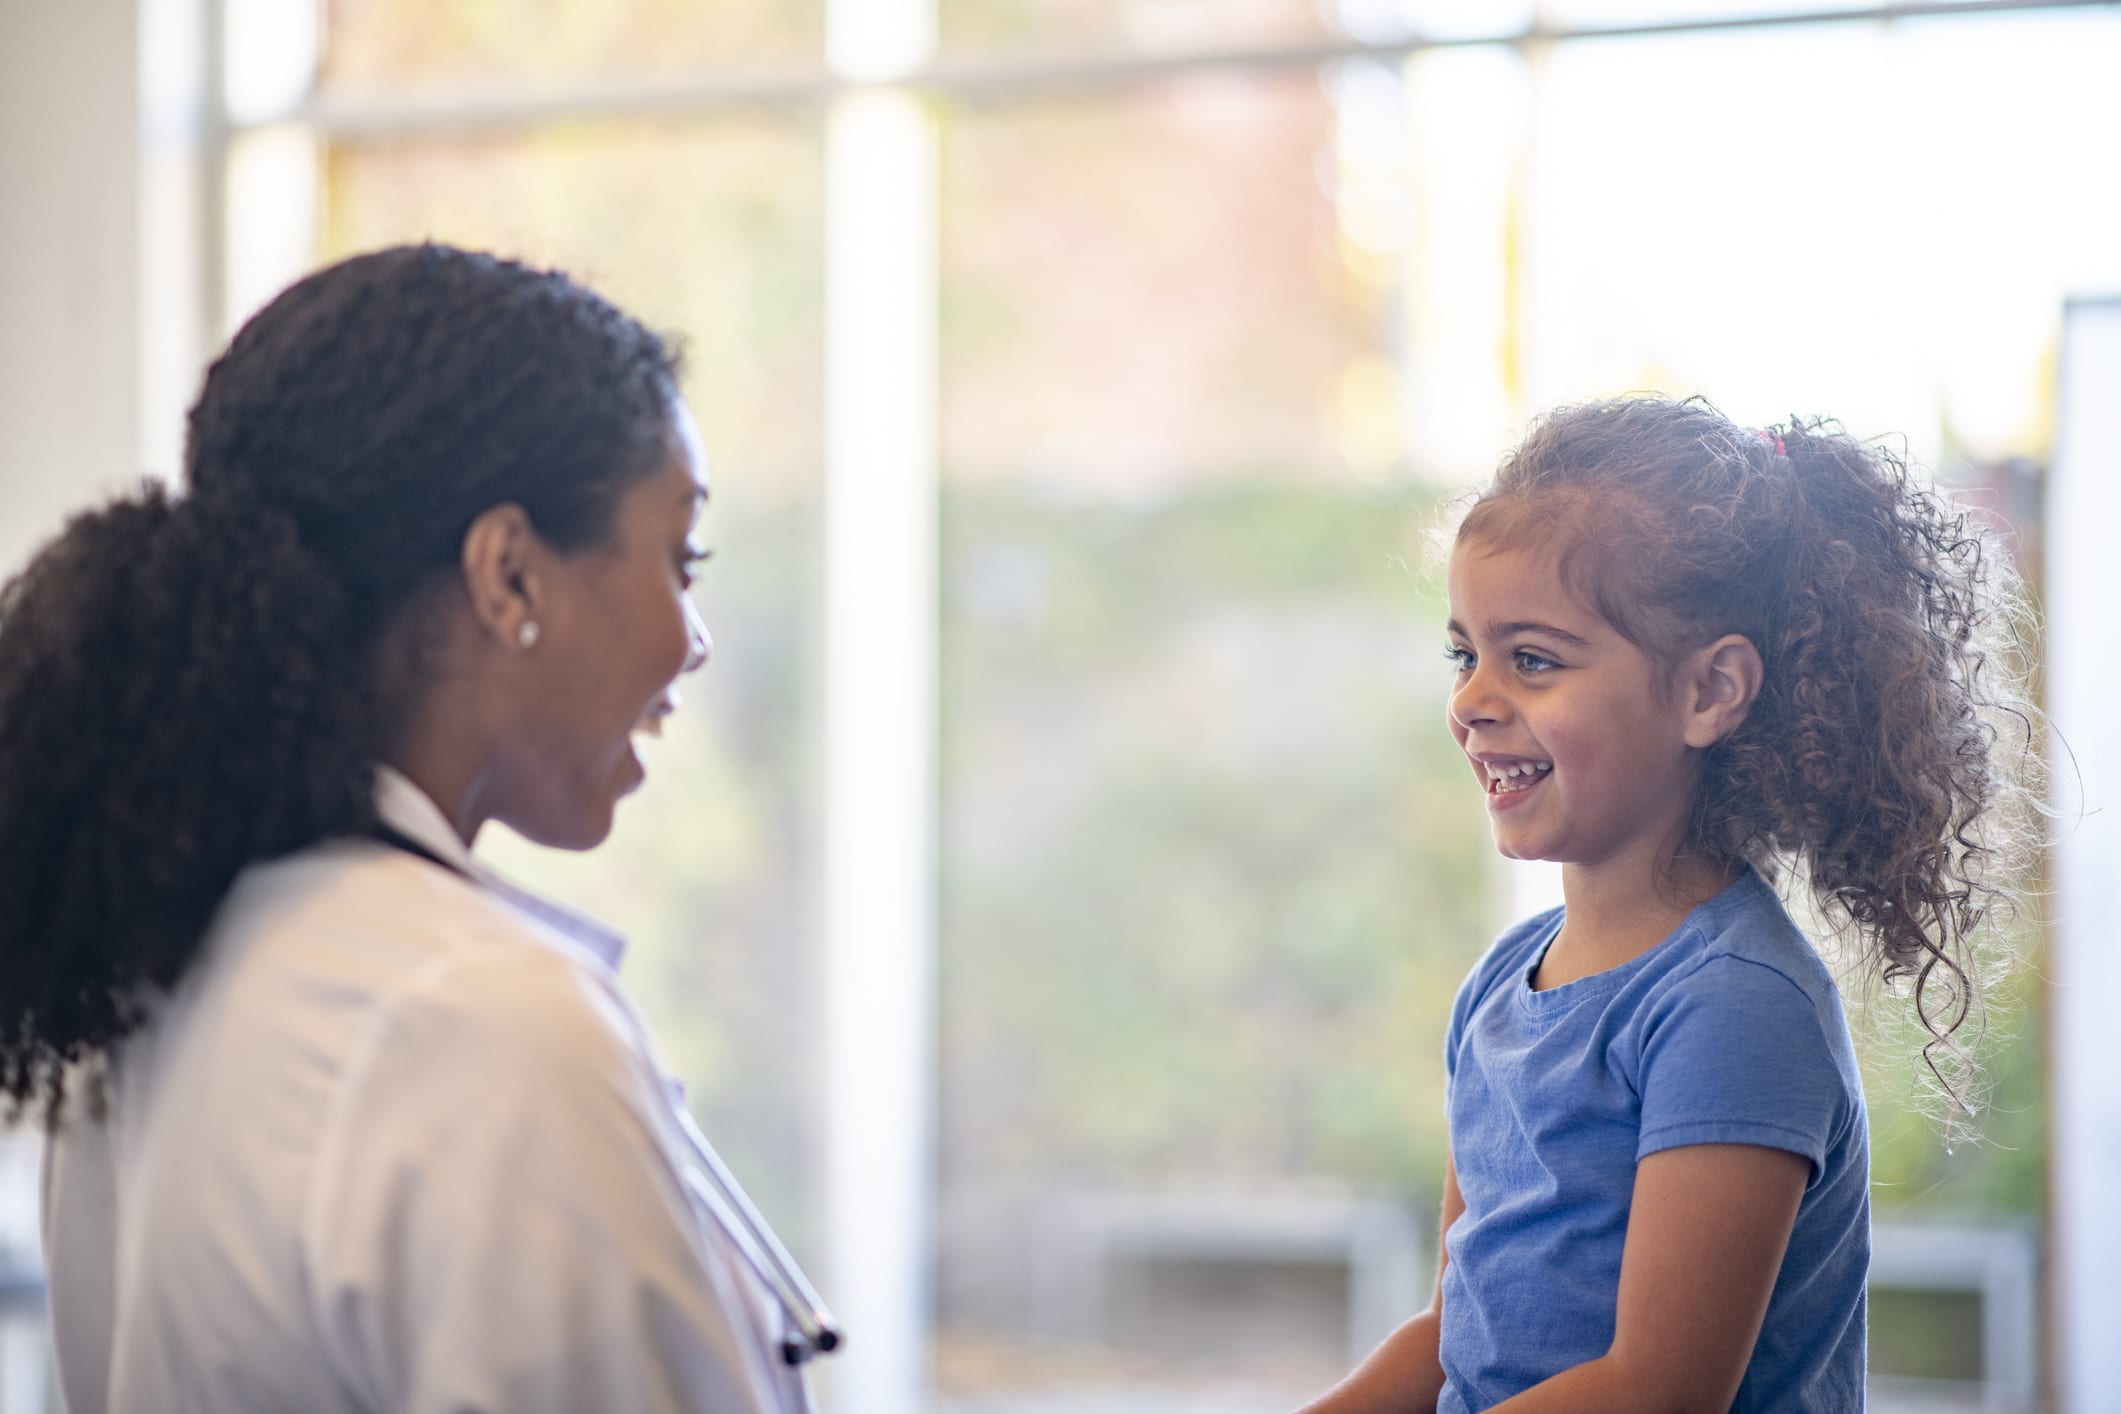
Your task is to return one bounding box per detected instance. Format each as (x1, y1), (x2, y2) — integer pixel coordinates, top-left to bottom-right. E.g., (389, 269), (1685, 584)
(1754, 429), (1786, 456)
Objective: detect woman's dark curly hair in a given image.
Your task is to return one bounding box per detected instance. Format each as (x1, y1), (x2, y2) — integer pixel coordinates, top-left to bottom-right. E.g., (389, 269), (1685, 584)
(0, 243), (681, 1124)
(1456, 395), (2036, 1126)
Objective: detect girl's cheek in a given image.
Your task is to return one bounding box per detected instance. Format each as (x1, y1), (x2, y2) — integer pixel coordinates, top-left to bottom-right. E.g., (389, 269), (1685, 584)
(1538, 724), (1585, 770)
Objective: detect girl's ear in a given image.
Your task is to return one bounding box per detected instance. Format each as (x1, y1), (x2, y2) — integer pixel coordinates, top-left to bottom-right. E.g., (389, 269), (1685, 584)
(1680, 634), (1763, 749)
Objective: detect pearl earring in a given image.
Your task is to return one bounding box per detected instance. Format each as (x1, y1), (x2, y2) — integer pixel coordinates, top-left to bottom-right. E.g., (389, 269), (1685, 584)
(517, 621), (541, 649)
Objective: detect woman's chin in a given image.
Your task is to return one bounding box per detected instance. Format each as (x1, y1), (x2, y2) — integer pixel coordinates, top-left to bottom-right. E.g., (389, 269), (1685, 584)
(592, 743), (651, 832)
(584, 748), (649, 838)
(618, 734), (648, 786)
(519, 807), (617, 853)
(515, 765), (639, 852)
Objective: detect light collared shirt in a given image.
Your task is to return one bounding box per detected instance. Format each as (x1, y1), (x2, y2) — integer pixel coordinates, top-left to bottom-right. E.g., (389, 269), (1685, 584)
(43, 768), (816, 1414)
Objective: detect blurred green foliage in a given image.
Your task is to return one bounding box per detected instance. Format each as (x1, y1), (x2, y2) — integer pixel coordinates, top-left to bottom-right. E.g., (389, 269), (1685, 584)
(936, 480), (2047, 1227)
(1861, 946), (2047, 1217)
(940, 482), (1495, 1200)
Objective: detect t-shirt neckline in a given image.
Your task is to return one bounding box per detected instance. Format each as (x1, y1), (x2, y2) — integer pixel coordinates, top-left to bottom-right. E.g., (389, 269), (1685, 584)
(1516, 868), (1765, 1015)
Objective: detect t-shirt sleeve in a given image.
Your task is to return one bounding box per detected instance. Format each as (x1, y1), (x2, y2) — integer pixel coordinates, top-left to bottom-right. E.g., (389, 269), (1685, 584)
(1634, 954), (1852, 1180)
(301, 949), (792, 1414)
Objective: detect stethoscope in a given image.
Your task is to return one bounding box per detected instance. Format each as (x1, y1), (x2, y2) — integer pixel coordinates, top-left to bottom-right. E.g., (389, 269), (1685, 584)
(372, 822), (844, 1367)
(667, 1096), (842, 1365)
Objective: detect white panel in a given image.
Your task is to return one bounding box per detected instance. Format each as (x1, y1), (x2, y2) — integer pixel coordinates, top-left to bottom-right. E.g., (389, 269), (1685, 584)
(819, 81), (939, 1414)
(2049, 295), (2121, 1413)
(826, 0), (934, 82)
(221, 0), (320, 125)
(222, 123), (319, 334)
(138, 0), (212, 477)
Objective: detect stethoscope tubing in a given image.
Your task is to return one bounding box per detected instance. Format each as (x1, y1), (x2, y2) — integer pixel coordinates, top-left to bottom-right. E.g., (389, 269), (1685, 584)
(671, 1106), (843, 1366)
(367, 822), (842, 1366)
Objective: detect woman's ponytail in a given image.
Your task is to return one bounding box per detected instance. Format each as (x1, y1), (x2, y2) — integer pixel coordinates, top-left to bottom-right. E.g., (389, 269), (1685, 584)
(0, 483), (376, 1121)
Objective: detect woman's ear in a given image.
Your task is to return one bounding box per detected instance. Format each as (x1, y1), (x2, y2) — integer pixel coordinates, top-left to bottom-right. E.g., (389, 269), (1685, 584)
(458, 503), (546, 650)
(1680, 634), (1764, 749)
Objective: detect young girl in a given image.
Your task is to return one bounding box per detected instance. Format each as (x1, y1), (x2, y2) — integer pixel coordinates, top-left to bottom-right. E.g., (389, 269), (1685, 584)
(1302, 396), (2027, 1413)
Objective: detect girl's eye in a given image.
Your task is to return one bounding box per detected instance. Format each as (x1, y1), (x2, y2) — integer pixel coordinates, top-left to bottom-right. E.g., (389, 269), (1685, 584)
(679, 543), (713, 588)
(1443, 645), (1475, 672)
(1513, 648), (1559, 674)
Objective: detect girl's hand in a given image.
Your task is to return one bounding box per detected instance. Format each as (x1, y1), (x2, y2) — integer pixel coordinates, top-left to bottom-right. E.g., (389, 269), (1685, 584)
(1487, 1142), (1810, 1413)
(1293, 1152), (1467, 1414)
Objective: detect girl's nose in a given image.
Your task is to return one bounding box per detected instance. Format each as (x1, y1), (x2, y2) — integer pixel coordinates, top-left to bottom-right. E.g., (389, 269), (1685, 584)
(682, 596), (712, 674)
(1449, 666), (1506, 731)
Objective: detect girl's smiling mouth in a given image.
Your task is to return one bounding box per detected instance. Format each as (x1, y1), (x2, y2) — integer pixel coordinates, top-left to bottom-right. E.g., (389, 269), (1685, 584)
(1472, 753), (1554, 803)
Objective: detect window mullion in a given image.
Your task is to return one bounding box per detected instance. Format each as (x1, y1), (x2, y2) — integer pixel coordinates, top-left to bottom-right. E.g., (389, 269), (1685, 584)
(819, 2), (938, 1411)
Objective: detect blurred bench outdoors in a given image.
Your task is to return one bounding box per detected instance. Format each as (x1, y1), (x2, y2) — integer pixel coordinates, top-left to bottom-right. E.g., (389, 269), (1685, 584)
(1033, 1191), (2041, 1413)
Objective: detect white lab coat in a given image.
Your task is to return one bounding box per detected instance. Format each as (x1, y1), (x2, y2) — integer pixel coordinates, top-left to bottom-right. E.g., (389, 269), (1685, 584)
(42, 769), (817, 1414)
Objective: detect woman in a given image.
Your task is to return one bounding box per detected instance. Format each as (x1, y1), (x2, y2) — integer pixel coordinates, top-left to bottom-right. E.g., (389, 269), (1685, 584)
(0, 244), (830, 1412)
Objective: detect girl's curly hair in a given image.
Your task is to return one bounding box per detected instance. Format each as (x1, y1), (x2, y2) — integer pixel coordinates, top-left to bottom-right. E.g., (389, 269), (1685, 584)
(1457, 395), (2036, 1126)
(0, 244), (681, 1124)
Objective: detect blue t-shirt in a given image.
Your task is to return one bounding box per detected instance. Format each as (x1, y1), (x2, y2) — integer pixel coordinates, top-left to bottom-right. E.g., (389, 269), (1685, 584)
(1437, 870), (1869, 1413)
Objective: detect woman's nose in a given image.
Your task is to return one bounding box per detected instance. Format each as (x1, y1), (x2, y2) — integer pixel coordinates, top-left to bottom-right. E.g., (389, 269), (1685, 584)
(682, 596), (712, 673)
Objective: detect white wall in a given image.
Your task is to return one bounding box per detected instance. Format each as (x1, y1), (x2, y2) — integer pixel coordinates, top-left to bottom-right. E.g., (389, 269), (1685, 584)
(0, 0), (150, 578)
(0, 13), (155, 1384)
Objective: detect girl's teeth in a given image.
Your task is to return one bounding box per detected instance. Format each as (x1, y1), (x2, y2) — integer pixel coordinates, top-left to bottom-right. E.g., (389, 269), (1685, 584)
(1485, 761), (1552, 791)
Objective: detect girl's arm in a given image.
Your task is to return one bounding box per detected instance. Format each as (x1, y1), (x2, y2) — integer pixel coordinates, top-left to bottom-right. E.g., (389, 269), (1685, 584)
(1486, 1142), (1810, 1414)
(1294, 1151), (1466, 1414)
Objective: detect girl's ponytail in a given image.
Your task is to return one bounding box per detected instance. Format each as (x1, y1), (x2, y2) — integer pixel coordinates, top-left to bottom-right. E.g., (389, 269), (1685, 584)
(0, 483), (376, 1122)
(1743, 423), (2019, 1115)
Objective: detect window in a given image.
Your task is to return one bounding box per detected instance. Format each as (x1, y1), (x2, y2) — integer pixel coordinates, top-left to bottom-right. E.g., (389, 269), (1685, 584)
(235, 2), (2121, 1407)
(10, 2), (2116, 1410)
